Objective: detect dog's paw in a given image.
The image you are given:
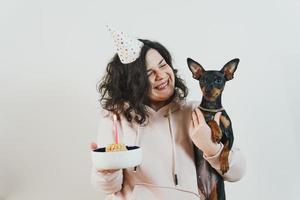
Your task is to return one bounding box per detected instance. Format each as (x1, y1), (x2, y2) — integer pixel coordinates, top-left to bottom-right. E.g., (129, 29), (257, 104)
(208, 120), (222, 143)
(219, 145), (230, 174)
(220, 161), (229, 174)
(212, 131), (222, 143)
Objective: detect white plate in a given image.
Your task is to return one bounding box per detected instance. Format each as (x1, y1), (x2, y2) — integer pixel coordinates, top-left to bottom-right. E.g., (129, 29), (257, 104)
(91, 146), (142, 170)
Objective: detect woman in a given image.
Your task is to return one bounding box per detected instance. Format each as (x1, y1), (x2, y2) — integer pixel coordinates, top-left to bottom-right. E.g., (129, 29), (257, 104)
(90, 32), (246, 199)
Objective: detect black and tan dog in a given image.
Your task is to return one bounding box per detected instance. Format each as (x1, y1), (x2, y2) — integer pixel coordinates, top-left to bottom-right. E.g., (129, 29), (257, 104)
(187, 58), (239, 200)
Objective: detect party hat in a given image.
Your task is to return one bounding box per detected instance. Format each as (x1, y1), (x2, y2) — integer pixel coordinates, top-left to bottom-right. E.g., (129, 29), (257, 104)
(107, 25), (144, 64)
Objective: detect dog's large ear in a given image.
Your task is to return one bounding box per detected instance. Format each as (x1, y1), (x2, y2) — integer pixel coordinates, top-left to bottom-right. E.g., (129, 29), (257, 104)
(187, 58), (205, 80)
(220, 58), (239, 81)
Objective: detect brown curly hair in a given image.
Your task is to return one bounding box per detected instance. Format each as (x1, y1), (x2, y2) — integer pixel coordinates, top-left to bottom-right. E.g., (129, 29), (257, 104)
(97, 39), (188, 124)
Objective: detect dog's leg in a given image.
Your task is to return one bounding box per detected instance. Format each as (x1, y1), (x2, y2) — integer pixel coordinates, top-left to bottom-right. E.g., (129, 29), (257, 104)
(219, 141), (230, 174)
(208, 183), (218, 200)
(207, 120), (222, 143)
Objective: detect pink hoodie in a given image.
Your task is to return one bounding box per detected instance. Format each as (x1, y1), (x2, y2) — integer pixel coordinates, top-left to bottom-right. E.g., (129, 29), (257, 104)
(91, 100), (246, 200)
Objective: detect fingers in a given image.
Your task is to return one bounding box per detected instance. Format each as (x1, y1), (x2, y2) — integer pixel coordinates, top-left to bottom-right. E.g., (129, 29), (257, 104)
(191, 108), (206, 128)
(97, 169), (119, 174)
(191, 111), (197, 127)
(90, 142), (98, 150)
(192, 109), (221, 127)
(214, 112), (222, 126)
(195, 108), (205, 126)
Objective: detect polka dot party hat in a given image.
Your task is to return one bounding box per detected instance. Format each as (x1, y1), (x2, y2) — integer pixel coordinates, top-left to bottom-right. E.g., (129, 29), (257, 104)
(107, 25), (144, 64)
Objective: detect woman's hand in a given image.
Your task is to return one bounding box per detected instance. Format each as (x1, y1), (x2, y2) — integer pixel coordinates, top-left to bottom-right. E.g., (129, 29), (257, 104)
(90, 142), (120, 174)
(190, 108), (222, 157)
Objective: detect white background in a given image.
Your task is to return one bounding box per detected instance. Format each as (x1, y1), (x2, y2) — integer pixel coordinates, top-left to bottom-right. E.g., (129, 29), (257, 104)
(1, 0), (299, 199)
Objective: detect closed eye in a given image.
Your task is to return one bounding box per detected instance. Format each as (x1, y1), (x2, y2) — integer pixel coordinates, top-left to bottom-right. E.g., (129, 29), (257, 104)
(159, 63), (167, 68)
(147, 70), (153, 77)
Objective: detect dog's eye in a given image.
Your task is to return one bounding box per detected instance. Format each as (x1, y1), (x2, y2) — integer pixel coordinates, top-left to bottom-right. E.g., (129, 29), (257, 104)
(215, 78), (221, 84)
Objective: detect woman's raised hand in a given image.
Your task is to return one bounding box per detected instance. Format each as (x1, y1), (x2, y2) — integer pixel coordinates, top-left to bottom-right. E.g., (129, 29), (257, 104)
(189, 108), (222, 157)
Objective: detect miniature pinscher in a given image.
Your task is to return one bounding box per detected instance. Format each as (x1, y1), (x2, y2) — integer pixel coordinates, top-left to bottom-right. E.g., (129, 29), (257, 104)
(187, 58), (239, 200)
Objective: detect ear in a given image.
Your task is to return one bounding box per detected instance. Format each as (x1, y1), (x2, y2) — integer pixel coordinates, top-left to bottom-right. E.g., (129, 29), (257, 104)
(220, 58), (239, 81)
(187, 58), (205, 80)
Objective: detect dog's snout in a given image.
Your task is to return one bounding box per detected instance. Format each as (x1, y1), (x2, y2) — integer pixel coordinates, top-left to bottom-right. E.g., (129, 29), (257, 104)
(204, 86), (212, 93)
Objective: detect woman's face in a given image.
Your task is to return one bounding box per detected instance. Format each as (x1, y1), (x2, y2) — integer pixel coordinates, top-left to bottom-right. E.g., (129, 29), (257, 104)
(145, 49), (175, 106)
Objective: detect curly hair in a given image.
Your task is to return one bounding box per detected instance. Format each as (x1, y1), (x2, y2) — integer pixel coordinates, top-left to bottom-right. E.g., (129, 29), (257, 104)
(97, 39), (188, 124)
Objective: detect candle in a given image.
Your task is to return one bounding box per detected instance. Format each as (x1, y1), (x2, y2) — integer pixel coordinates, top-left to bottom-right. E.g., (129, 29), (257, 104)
(113, 114), (119, 144)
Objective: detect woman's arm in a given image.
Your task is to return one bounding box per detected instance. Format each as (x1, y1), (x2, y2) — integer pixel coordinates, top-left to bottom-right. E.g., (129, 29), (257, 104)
(203, 143), (247, 182)
(90, 167), (123, 194)
(90, 110), (124, 194)
(190, 107), (246, 182)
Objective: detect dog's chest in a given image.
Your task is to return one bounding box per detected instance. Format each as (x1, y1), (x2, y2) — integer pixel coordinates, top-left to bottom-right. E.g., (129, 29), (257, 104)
(202, 110), (216, 122)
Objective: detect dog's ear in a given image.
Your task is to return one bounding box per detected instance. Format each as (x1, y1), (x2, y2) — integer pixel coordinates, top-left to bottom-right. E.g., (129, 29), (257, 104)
(187, 58), (205, 80)
(220, 58), (239, 81)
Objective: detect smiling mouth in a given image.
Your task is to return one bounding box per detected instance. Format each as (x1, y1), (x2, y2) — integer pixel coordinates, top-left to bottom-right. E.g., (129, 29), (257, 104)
(155, 80), (169, 90)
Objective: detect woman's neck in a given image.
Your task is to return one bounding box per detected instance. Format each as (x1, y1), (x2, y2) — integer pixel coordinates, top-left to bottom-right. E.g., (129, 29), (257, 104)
(147, 97), (174, 111)
(148, 101), (168, 111)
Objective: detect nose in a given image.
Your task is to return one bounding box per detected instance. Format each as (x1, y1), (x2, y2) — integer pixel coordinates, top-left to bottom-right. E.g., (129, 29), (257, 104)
(204, 85), (213, 93)
(154, 69), (164, 81)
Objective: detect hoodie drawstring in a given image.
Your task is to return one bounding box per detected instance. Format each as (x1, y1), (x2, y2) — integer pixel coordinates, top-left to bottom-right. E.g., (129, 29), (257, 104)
(167, 108), (178, 186)
(128, 107), (201, 198)
(133, 124), (140, 172)
(133, 109), (178, 185)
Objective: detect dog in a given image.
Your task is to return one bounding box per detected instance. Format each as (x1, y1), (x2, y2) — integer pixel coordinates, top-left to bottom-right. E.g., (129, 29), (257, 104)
(187, 58), (239, 200)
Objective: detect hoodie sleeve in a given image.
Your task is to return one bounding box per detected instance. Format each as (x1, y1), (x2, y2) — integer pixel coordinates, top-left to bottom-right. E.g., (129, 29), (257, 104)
(203, 143), (247, 182)
(90, 167), (123, 194)
(187, 101), (247, 182)
(90, 109), (123, 194)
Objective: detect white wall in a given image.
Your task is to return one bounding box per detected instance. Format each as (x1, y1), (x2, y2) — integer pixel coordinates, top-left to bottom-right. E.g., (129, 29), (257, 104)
(1, 0), (299, 199)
